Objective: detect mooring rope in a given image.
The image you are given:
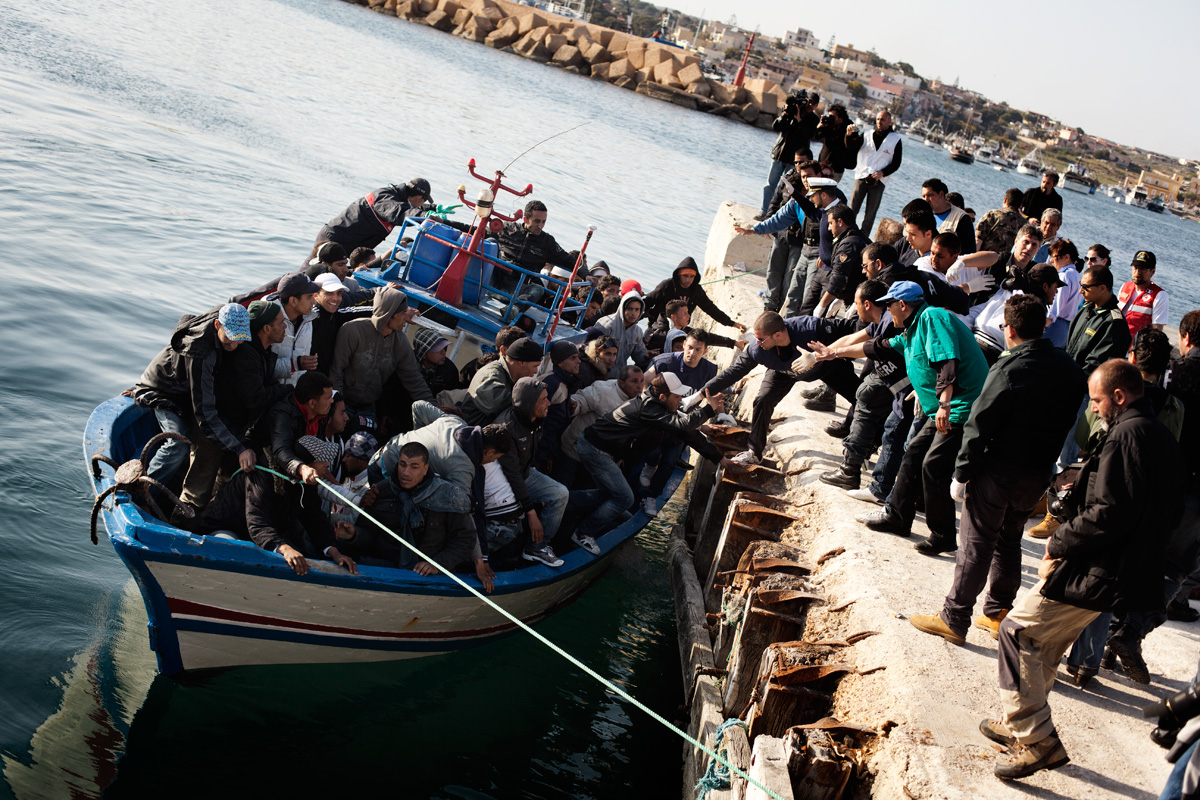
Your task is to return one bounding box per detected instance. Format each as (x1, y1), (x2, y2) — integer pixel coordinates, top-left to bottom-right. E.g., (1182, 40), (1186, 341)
(700, 264), (768, 286)
(695, 718), (750, 799)
(309, 474), (787, 800)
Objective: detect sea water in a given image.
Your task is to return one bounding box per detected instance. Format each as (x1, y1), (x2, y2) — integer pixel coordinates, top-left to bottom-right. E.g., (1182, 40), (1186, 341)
(2, 0), (1199, 796)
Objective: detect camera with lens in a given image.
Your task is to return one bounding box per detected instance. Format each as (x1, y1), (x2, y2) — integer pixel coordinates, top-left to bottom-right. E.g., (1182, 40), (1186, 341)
(785, 89), (808, 111)
(1047, 485), (1079, 523)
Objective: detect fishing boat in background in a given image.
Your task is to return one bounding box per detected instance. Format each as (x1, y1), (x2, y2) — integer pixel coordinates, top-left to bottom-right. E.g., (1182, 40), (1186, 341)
(992, 146), (1017, 172)
(975, 141), (996, 164)
(83, 160), (694, 676)
(1147, 197), (1166, 213)
(1127, 184), (1149, 209)
(948, 138), (975, 165)
(1062, 163), (1098, 195)
(1016, 147), (1045, 176)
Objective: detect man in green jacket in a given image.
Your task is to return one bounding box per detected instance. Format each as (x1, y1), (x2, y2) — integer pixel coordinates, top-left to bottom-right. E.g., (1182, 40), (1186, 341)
(811, 281), (988, 553)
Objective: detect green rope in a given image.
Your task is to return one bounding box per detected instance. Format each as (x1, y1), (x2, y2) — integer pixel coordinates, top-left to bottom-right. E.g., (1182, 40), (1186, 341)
(695, 718), (750, 799)
(700, 264), (768, 286)
(314, 476), (786, 800)
(229, 464), (297, 483)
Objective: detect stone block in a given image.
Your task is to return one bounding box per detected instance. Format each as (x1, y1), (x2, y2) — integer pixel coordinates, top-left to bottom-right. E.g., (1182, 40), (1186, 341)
(544, 32), (567, 52)
(435, 0), (460, 14)
(424, 9), (455, 30)
(659, 73), (684, 90)
(624, 38), (646, 69)
(636, 67), (654, 84)
(484, 22), (518, 48)
(552, 44), (583, 67)
(452, 8), (471, 26)
(677, 61), (703, 87)
(481, 6), (503, 21)
(637, 81), (697, 109)
(652, 58), (678, 83)
(464, 0), (497, 13)
(710, 81), (746, 105)
(516, 11), (548, 34)
(607, 57), (635, 81)
(687, 79), (710, 97)
(513, 30), (550, 59)
(394, 0), (422, 18)
(590, 62), (611, 80)
(739, 102), (759, 122)
(417, 0), (436, 11)
(613, 75), (637, 90)
(581, 39), (610, 64)
(642, 46), (669, 68)
(584, 24), (613, 47)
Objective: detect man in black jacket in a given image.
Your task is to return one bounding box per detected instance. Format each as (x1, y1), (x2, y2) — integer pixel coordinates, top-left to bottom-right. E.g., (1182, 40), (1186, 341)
(908, 296), (1086, 648)
(811, 104), (863, 184)
(215, 300), (292, 466)
(760, 92), (818, 214)
(314, 178), (430, 256)
(803, 204), (868, 319)
(980, 359), (1182, 780)
(256, 371), (335, 485)
(642, 257), (747, 336)
(760, 157), (821, 313)
(490, 200), (576, 297)
(1019, 172), (1063, 223)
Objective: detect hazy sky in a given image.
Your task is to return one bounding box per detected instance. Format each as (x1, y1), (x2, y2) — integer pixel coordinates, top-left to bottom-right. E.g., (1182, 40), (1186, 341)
(667, 0), (1200, 162)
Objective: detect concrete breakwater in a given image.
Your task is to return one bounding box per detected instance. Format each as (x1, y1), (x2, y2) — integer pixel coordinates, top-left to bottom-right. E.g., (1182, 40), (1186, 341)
(339, 0), (786, 127)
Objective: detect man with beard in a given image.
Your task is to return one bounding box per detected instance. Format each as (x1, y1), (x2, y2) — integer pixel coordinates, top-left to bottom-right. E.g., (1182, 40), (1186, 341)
(1019, 171), (1063, 223)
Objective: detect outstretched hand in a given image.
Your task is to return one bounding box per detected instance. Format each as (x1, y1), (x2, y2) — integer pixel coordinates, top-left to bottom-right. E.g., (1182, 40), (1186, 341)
(808, 341), (836, 361)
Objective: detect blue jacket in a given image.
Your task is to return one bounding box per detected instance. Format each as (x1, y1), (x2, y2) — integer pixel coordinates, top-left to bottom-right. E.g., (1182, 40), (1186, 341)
(754, 191), (845, 264)
(650, 351), (718, 391)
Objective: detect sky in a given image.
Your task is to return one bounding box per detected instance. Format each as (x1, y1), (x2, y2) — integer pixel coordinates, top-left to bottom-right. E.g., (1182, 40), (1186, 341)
(665, 0), (1200, 162)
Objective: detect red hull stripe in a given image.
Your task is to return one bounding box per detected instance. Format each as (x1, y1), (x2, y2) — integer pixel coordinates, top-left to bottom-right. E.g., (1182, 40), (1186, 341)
(166, 597), (519, 640)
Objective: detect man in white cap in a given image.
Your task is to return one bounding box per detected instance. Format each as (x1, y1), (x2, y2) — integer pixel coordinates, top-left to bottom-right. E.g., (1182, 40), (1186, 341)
(311, 272), (360, 375)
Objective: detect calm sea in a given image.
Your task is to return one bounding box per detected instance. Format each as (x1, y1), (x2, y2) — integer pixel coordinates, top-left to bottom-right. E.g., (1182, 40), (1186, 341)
(2, 0), (1198, 796)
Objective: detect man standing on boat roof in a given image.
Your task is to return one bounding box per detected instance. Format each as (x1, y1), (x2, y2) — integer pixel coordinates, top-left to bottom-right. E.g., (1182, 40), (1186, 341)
(490, 199), (577, 297)
(642, 257), (747, 338)
(129, 302), (255, 521)
(313, 178), (431, 258)
(1019, 171), (1063, 223)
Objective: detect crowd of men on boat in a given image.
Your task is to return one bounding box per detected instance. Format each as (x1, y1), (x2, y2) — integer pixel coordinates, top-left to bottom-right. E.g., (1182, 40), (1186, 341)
(742, 100), (1194, 785)
(126, 179), (758, 597)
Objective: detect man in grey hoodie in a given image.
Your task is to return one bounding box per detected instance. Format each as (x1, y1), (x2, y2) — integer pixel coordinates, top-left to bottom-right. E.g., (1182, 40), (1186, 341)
(329, 286), (432, 424)
(595, 292), (649, 378)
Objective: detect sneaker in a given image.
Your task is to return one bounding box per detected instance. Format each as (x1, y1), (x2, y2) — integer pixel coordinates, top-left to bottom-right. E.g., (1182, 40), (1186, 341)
(914, 535), (958, 556)
(800, 385), (826, 400)
(994, 733), (1070, 779)
(847, 488), (883, 505)
(819, 465), (860, 490)
(973, 610), (1007, 640)
(730, 450), (760, 466)
(1107, 634), (1151, 684)
(639, 464), (655, 488)
(909, 613), (965, 645)
(858, 509), (911, 537)
(571, 532), (601, 555)
(641, 497), (658, 517)
(1028, 511), (1060, 539)
(522, 544), (564, 568)
(979, 718), (1016, 748)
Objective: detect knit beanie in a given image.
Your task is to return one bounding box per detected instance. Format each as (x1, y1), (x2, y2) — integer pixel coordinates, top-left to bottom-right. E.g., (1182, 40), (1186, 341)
(247, 300), (282, 333)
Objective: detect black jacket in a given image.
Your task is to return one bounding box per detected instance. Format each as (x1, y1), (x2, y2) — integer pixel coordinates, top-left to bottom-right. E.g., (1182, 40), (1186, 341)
(131, 307), (246, 454)
(770, 108), (818, 163)
(643, 257), (738, 331)
(495, 405), (544, 510)
(251, 394), (322, 480)
(319, 184), (423, 252)
(955, 339), (1086, 483)
(216, 337), (291, 436)
(705, 315), (860, 394)
(1019, 186), (1062, 221)
(877, 262), (970, 315)
(576, 356), (609, 391)
(766, 170), (806, 248)
(534, 366), (578, 468)
(198, 469), (335, 555)
(826, 227), (869, 304)
(812, 117), (863, 172)
(312, 305), (370, 376)
(1043, 397), (1184, 611)
(1168, 348), (1200, 477)
(583, 390), (722, 464)
(1066, 295), (1132, 376)
(493, 220), (574, 272)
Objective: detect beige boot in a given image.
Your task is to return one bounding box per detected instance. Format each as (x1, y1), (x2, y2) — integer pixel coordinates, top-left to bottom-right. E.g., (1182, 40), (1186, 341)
(1028, 511), (1060, 539)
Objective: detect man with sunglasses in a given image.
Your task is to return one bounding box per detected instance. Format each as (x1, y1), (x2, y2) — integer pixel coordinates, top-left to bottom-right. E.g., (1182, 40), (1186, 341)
(758, 155), (820, 313)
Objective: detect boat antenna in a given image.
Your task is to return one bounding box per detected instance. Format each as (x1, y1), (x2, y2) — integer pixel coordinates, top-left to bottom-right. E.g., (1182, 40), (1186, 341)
(501, 122), (591, 173)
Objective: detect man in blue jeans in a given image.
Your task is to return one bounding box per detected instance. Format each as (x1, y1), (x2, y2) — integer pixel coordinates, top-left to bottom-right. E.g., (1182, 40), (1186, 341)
(573, 373), (731, 541)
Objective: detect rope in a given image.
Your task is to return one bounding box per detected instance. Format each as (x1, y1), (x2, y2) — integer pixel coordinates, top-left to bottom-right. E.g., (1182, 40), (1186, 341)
(700, 264), (769, 286)
(695, 718), (750, 799)
(312, 476), (786, 800)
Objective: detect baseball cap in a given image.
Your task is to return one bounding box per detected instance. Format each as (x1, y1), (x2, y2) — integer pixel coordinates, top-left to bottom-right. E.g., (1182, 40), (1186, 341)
(407, 177), (432, 201)
(1132, 250), (1157, 269)
(806, 177), (837, 196)
(1028, 264), (1066, 288)
(877, 281), (924, 305)
(278, 272), (322, 301)
(660, 372), (687, 396)
(344, 431), (379, 461)
(218, 303), (251, 342)
(314, 273), (348, 293)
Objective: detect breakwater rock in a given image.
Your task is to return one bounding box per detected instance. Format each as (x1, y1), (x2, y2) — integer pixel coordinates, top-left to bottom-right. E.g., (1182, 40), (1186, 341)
(342, 0), (786, 128)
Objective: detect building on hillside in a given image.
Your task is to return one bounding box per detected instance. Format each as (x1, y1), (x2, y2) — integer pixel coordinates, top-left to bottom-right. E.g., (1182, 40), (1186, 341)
(791, 66), (831, 96)
(784, 28), (821, 49)
(831, 43), (872, 63)
(830, 57), (874, 81)
(1058, 127), (1080, 145)
(755, 59), (801, 88)
(787, 44), (826, 64)
(1139, 169), (1183, 202)
(866, 73), (914, 104)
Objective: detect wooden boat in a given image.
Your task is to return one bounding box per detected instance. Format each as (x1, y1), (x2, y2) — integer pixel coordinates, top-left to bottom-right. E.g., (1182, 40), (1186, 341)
(1062, 163), (1098, 194)
(948, 143), (975, 165)
(84, 168), (690, 675)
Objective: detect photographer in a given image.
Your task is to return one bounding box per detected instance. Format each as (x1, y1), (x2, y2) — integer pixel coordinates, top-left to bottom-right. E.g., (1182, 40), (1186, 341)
(760, 90), (819, 216)
(812, 104), (863, 185)
(850, 109), (902, 239)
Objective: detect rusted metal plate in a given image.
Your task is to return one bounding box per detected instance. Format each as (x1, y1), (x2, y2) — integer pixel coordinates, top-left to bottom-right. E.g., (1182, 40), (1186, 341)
(772, 662), (855, 685)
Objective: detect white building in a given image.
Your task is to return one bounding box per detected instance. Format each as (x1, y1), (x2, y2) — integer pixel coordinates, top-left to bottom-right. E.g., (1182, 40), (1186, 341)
(784, 27), (821, 49)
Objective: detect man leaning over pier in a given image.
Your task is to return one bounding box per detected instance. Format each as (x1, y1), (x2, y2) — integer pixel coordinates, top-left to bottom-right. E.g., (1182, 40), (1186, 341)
(980, 359), (1181, 779)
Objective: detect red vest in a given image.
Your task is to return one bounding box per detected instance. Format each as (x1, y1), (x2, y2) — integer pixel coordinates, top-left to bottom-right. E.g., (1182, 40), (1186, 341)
(1117, 280), (1164, 337)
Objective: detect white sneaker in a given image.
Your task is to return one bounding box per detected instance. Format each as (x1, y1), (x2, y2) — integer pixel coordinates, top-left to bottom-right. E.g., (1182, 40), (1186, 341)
(847, 488), (883, 505)
(571, 532), (601, 555)
(641, 497), (658, 517)
(730, 450), (760, 466)
(639, 464), (655, 488)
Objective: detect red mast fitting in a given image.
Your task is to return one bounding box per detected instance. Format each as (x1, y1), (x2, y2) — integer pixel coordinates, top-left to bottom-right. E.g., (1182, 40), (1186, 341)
(734, 33), (755, 88)
(436, 159), (533, 305)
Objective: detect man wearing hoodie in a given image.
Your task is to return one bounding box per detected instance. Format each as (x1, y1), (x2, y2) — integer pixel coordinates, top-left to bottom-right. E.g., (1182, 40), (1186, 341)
(413, 328), (461, 398)
(351, 442), (477, 573)
(329, 286), (432, 425)
(596, 292), (650, 378)
(554, 366), (644, 490)
(130, 303), (255, 516)
(496, 378), (573, 564)
(534, 341), (582, 476)
(461, 336), (544, 425)
(313, 178), (431, 256)
(642, 257), (746, 336)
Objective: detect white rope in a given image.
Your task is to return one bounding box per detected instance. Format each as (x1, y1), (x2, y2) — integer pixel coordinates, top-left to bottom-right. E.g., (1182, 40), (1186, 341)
(315, 475), (785, 800)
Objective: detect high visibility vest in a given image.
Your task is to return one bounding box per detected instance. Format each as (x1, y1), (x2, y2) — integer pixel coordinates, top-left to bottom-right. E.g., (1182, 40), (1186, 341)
(1118, 280), (1164, 336)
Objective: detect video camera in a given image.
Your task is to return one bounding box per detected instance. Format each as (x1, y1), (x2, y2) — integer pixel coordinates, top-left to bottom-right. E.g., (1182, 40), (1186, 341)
(785, 89), (812, 111)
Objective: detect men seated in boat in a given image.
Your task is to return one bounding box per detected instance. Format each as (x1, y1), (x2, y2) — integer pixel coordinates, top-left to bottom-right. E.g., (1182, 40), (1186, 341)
(413, 328), (462, 401)
(533, 341), (582, 477)
(643, 299), (740, 357)
(349, 442), (477, 574)
(313, 178), (431, 259)
(196, 439), (358, 577)
(318, 430), (377, 527)
(595, 292), (649, 379)
(572, 374), (732, 537)
(129, 302), (255, 524)
(490, 199), (576, 297)
(256, 370), (336, 486)
(329, 286), (432, 435)
(642, 256), (747, 339)
(271, 272), (322, 387)
(310, 273), (372, 377)
(554, 365), (644, 490)
(496, 378), (573, 564)
(1019, 171), (1062, 222)
(461, 336), (544, 425)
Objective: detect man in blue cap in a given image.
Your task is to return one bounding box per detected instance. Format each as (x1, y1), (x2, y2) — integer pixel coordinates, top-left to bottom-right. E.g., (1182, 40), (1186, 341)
(811, 281), (988, 553)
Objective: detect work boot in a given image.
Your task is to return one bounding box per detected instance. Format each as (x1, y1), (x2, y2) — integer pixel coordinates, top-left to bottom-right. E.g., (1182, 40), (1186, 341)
(994, 732), (1070, 779)
(979, 718), (1016, 747)
(1107, 634), (1151, 684)
(803, 386), (836, 412)
(800, 385), (826, 400)
(1100, 647), (1118, 670)
(859, 509), (911, 537)
(1167, 597), (1200, 622)
(819, 464), (860, 490)
(1028, 511), (1060, 539)
(909, 613), (965, 645)
(914, 535), (957, 556)
(824, 420), (851, 438)
(973, 610), (1008, 640)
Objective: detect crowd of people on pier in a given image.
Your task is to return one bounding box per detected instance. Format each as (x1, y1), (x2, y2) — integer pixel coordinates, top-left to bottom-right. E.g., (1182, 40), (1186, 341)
(742, 102), (1197, 788)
